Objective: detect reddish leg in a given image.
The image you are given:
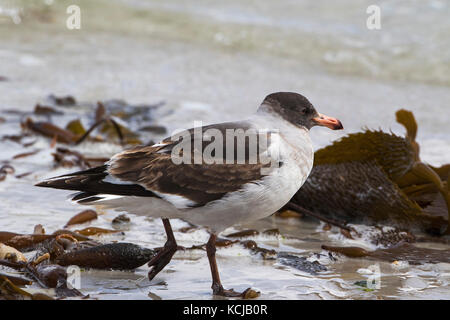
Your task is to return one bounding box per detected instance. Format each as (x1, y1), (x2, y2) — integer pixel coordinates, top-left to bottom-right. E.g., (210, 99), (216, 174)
(206, 233), (257, 297)
(147, 218), (178, 281)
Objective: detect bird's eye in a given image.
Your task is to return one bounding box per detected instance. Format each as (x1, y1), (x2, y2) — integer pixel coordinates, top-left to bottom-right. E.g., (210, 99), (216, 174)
(301, 108), (308, 115)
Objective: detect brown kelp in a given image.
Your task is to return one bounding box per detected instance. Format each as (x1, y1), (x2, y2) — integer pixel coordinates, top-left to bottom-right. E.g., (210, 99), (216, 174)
(277, 252), (327, 274)
(0, 275), (33, 300)
(0, 164), (15, 182)
(1, 233), (56, 251)
(64, 210), (98, 227)
(22, 118), (79, 144)
(54, 243), (156, 270)
(290, 109), (449, 235)
(0, 221), (157, 300)
(0, 230), (90, 251)
(0, 253), (83, 298)
(74, 227), (122, 236)
(0, 243), (27, 262)
(52, 147), (109, 169)
(20, 97), (157, 146)
(322, 242), (450, 265)
(34, 104), (64, 116)
(35, 234), (156, 270)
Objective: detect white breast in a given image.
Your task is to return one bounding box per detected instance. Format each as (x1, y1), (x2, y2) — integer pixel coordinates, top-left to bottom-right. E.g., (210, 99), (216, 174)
(186, 113), (314, 232)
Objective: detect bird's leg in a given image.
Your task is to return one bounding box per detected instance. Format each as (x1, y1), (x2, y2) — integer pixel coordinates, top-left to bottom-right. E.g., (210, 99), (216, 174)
(206, 233), (258, 298)
(147, 218), (178, 281)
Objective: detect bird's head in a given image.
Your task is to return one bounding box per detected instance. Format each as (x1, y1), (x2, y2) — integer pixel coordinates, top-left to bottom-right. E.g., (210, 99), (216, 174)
(260, 92), (343, 130)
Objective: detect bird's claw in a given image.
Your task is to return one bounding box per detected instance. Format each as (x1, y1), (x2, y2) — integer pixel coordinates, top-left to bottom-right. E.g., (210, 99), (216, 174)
(147, 243), (178, 281)
(213, 286), (260, 299)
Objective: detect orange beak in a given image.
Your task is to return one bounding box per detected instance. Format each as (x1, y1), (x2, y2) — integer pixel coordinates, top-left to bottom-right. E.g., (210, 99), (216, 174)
(312, 113), (343, 130)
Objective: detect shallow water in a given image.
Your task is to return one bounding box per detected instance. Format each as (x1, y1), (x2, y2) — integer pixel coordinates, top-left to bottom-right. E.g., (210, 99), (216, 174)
(0, 0), (449, 299)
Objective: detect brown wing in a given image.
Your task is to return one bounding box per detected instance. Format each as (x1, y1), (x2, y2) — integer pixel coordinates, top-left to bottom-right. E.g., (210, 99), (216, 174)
(108, 122), (277, 207)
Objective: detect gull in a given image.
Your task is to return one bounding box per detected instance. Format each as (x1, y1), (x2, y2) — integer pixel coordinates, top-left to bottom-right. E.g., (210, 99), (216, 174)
(36, 92), (343, 297)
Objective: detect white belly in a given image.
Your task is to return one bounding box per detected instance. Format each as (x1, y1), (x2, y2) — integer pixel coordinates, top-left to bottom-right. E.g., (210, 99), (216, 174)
(186, 134), (314, 232)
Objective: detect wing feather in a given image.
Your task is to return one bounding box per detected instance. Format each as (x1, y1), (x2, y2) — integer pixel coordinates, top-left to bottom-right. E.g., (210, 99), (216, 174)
(108, 122), (277, 206)
(36, 121), (279, 208)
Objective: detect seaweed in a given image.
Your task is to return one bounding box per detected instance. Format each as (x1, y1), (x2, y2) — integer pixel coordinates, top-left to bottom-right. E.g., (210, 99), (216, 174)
(322, 242), (450, 265)
(290, 109), (449, 235)
(277, 252), (327, 274)
(64, 210), (98, 227)
(54, 243), (156, 270)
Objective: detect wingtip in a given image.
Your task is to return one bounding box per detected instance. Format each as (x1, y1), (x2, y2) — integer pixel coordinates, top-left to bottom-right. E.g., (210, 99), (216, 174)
(35, 181), (49, 187)
(35, 173), (69, 188)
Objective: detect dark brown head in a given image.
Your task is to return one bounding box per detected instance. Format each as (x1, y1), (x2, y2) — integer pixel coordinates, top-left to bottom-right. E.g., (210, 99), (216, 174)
(259, 92), (343, 130)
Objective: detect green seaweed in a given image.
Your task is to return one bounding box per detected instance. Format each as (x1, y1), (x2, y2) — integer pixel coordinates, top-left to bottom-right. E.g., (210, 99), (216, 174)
(65, 119), (86, 136)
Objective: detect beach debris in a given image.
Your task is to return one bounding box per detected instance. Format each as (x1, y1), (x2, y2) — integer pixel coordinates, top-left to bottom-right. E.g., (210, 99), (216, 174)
(277, 252), (327, 274)
(1, 134), (24, 143)
(215, 238), (239, 247)
(101, 99), (163, 121)
(0, 252), (82, 298)
(0, 233), (54, 251)
(33, 225), (45, 235)
(0, 243), (27, 262)
(34, 263), (67, 288)
(240, 240), (276, 260)
(367, 226), (415, 247)
(0, 164), (15, 181)
(52, 147), (108, 169)
(242, 288), (260, 299)
(112, 214), (130, 225)
(64, 209), (98, 227)
(321, 245), (370, 258)
(138, 125), (167, 135)
(95, 101), (106, 121)
(262, 228), (280, 236)
(340, 229), (355, 240)
(0, 164), (15, 174)
(34, 104), (63, 116)
(0, 275), (33, 300)
(224, 229), (259, 238)
(1, 133), (36, 147)
(275, 209), (302, 219)
(0, 229), (90, 252)
(22, 118), (78, 144)
(12, 150), (39, 159)
(15, 171), (33, 179)
(31, 293), (55, 300)
(48, 94), (76, 106)
(33, 234), (99, 261)
(22, 112), (124, 146)
(92, 99), (165, 144)
(65, 119), (86, 136)
(74, 227), (122, 236)
(52, 229), (91, 241)
(322, 242), (450, 264)
(290, 109), (449, 235)
(14, 95), (165, 149)
(28, 259), (82, 297)
(0, 272), (32, 287)
(73, 102), (127, 145)
(52, 147), (90, 168)
(54, 243), (156, 270)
